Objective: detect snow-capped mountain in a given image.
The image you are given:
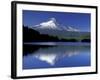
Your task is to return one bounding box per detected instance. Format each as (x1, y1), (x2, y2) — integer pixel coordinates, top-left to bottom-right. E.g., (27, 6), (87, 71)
(23, 18), (90, 42)
(33, 18), (79, 32)
(34, 18), (61, 30)
(28, 18), (90, 39)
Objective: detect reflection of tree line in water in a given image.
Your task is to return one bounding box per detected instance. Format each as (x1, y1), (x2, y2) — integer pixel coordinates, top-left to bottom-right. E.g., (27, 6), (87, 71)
(23, 44), (90, 56)
(23, 44), (55, 56)
(23, 26), (90, 42)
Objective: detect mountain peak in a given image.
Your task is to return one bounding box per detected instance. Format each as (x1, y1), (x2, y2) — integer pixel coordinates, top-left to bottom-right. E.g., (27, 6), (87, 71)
(34, 17), (60, 30)
(49, 18), (57, 23)
(33, 17), (79, 31)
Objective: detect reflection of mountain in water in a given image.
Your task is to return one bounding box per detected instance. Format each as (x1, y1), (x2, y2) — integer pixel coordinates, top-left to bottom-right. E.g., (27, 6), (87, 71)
(24, 45), (90, 65)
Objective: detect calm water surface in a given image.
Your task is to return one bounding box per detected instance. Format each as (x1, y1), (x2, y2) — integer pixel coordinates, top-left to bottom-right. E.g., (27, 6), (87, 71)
(23, 42), (90, 69)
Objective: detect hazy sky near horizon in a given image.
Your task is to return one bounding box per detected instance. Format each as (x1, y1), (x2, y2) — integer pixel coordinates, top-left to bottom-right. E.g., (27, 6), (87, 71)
(23, 10), (91, 32)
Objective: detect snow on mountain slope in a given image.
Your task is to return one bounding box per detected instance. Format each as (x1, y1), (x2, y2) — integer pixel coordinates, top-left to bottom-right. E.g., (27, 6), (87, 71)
(33, 17), (79, 32)
(34, 18), (61, 30)
(67, 26), (79, 32)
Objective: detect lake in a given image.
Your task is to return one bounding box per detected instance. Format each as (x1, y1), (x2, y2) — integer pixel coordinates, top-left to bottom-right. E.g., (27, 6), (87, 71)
(23, 42), (90, 69)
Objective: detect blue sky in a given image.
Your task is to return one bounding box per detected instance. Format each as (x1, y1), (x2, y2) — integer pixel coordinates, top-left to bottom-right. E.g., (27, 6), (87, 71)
(23, 10), (91, 32)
